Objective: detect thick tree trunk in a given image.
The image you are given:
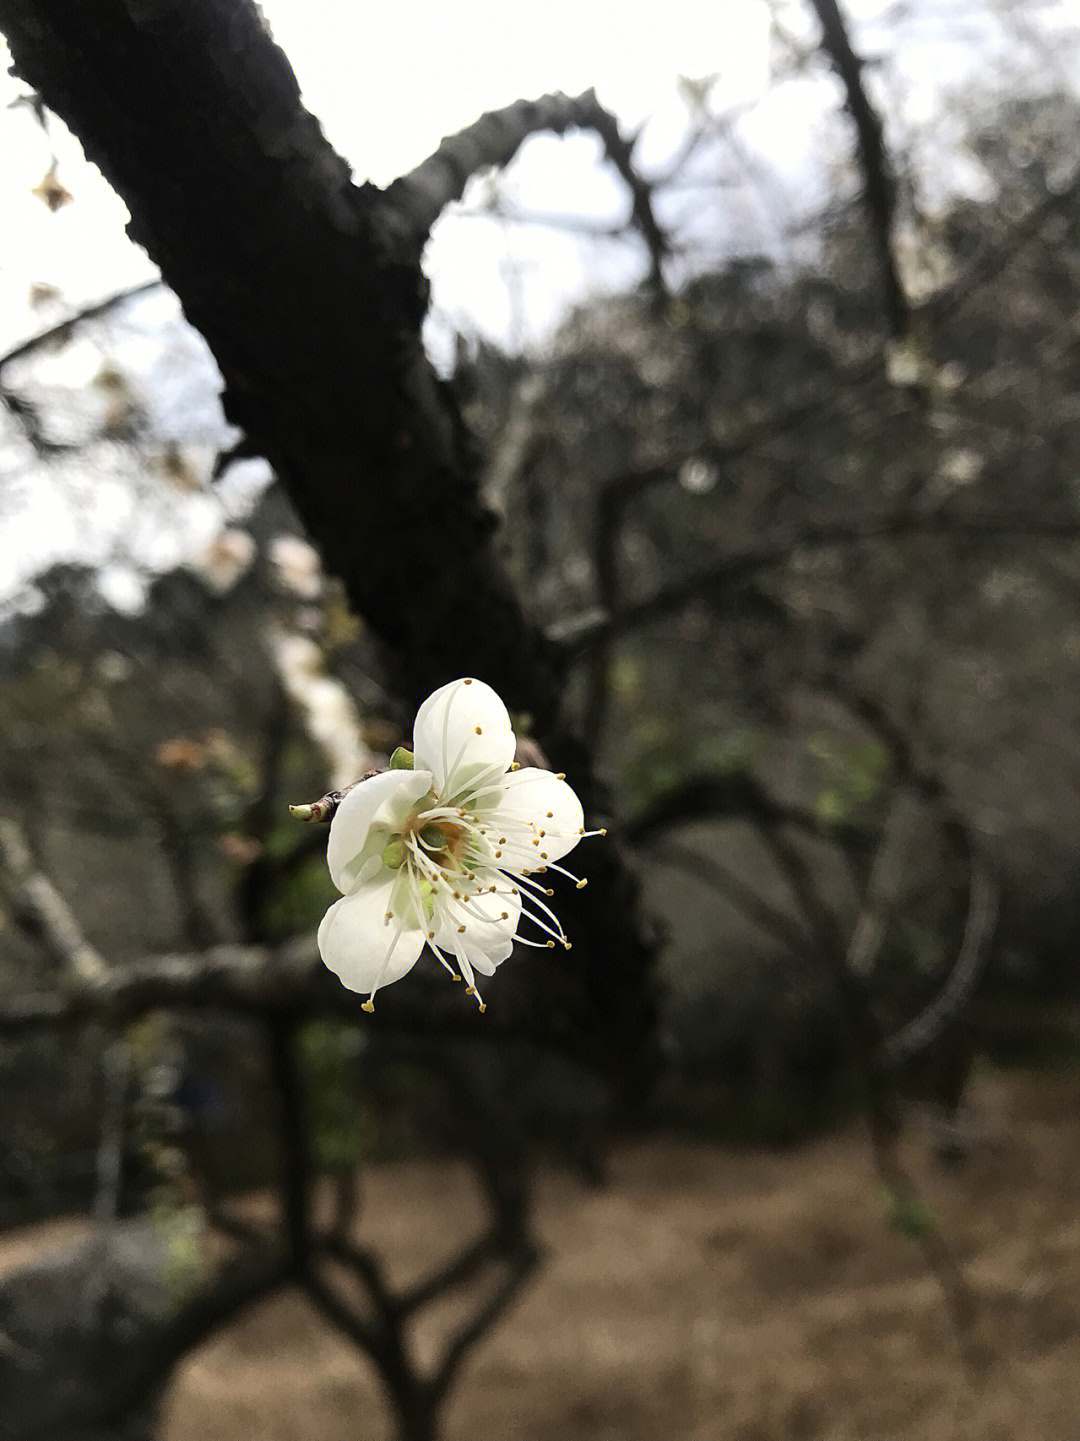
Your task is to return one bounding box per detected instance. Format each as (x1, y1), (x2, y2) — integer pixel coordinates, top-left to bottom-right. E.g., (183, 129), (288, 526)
(0, 0), (660, 1095)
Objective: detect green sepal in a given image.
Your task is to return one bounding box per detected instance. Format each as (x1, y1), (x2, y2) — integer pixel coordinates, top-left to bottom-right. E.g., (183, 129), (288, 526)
(389, 746), (414, 770)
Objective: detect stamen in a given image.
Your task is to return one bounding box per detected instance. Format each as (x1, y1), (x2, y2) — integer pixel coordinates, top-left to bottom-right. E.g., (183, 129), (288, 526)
(547, 860), (586, 888)
(363, 897), (411, 1011)
(427, 936), (461, 981)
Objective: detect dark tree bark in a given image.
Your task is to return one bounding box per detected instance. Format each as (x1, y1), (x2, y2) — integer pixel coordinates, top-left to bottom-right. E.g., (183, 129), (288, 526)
(0, 0), (661, 1098)
(807, 0), (906, 337)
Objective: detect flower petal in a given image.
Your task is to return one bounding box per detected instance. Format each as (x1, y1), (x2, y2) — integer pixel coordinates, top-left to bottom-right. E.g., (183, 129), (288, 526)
(432, 883), (522, 975)
(413, 678), (515, 796)
(488, 768), (585, 864)
(326, 769), (434, 894)
(317, 875), (425, 995)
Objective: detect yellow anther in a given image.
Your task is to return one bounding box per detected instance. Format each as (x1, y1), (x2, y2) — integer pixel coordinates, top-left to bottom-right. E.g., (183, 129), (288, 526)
(494, 850), (502, 858)
(600, 828), (607, 835)
(545, 888), (554, 896)
(457, 924), (466, 933)
(478, 1000), (487, 1013)
(555, 772), (565, 780)
(474, 725), (483, 735)
(465, 985), (476, 996)
(576, 879), (588, 889)
(428, 930), (435, 939)
(361, 999), (375, 1013)
(500, 911), (509, 920)
(463, 678), (473, 684)
(540, 852), (549, 860)
(546, 811), (554, 818)
(546, 940), (555, 948)
(510, 762), (520, 770)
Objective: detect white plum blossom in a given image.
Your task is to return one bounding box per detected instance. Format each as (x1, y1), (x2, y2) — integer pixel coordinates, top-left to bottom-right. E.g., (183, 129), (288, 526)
(316, 678), (600, 1012)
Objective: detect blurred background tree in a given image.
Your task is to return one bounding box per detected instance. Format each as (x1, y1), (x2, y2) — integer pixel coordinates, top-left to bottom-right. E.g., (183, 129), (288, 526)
(3, 1), (1080, 1439)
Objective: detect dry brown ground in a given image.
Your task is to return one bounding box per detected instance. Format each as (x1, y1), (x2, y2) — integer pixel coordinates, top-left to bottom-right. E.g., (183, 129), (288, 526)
(8, 1069), (1080, 1440)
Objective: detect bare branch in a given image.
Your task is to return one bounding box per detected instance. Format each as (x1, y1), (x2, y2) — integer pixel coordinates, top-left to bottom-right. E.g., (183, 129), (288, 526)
(645, 838), (815, 960)
(921, 164), (1080, 327)
(559, 509), (1080, 654)
(388, 88), (667, 287)
(302, 1267), (381, 1352)
(807, 0), (906, 336)
(427, 1242), (541, 1408)
(817, 680), (1000, 1066)
(843, 794), (915, 980)
(0, 816), (107, 984)
(625, 770), (871, 851)
(883, 857), (998, 1068)
(1, 276), (160, 453)
(0, 279), (163, 377)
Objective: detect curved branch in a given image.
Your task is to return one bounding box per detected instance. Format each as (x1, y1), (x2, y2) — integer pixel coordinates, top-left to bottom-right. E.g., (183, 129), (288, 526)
(883, 857), (998, 1068)
(388, 88), (667, 287)
(644, 838), (814, 960)
(819, 682), (1001, 1069)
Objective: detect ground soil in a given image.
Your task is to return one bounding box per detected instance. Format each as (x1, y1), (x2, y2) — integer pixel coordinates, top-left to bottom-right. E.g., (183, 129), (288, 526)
(8, 1068), (1080, 1440)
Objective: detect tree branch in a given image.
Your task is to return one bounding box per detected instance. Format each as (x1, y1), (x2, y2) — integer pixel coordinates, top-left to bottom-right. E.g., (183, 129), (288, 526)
(560, 509), (1080, 653)
(920, 162), (1080, 327)
(625, 769), (871, 851)
(882, 857), (998, 1067)
(0, 817), (107, 984)
(426, 1242), (541, 1409)
(0, 278), (163, 377)
(807, 0), (906, 336)
(643, 837), (815, 960)
(388, 88), (667, 287)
